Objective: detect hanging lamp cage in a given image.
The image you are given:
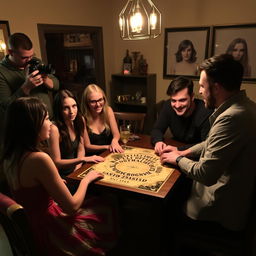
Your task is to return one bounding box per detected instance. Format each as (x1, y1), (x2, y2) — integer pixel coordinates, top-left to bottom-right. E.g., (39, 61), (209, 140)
(119, 0), (161, 40)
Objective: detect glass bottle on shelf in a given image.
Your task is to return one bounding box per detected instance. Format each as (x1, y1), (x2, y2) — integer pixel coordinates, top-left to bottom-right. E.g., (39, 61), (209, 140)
(138, 54), (148, 75)
(123, 49), (132, 74)
(131, 51), (140, 74)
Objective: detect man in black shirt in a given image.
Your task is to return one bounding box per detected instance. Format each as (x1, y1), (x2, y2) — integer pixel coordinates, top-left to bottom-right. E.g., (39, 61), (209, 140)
(151, 76), (212, 154)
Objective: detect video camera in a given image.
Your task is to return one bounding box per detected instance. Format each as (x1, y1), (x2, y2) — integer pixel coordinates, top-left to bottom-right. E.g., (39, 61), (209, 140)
(28, 58), (55, 75)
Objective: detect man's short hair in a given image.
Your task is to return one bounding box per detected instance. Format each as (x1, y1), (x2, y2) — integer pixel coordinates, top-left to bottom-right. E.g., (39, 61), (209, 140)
(166, 76), (194, 96)
(199, 54), (243, 91)
(8, 33), (33, 51)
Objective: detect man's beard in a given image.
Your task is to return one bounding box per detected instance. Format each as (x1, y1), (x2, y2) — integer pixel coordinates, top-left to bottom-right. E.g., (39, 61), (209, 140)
(205, 87), (216, 109)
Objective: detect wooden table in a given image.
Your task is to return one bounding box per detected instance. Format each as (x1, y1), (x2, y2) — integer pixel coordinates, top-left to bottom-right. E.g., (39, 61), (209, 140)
(67, 135), (185, 256)
(67, 134), (183, 198)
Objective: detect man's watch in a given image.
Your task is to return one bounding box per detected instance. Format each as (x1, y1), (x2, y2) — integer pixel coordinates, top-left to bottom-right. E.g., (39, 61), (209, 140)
(176, 155), (184, 164)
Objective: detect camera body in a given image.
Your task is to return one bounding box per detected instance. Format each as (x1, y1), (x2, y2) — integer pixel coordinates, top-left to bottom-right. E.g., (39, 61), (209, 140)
(28, 58), (55, 75)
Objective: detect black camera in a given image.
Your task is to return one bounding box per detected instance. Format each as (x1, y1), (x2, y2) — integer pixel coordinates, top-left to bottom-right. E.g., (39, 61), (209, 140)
(28, 58), (55, 75)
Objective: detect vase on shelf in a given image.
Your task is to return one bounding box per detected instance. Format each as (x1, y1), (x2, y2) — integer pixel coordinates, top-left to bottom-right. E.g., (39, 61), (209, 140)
(131, 51), (140, 74)
(123, 49), (132, 74)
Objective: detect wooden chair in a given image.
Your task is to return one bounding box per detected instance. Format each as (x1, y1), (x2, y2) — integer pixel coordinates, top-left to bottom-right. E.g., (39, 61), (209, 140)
(0, 192), (39, 256)
(114, 112), (146, 134)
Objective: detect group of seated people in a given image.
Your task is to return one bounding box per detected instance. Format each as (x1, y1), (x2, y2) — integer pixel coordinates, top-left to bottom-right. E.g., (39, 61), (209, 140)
(0, 32), (256, 256)
(1, 75), (211, 255)
(49, 84), (124, 182)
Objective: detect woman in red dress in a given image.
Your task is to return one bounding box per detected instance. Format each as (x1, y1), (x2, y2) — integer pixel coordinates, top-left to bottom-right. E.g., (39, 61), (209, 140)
(1, 97), (118, 256)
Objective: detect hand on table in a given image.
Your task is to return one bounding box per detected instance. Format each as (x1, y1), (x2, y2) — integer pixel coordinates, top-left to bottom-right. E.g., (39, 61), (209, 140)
(109, 139), (124, 153)
(84, 169), (104, 183)
(84, 155), (105, 163)
(154, 141), (167, 155)
(155, 142), (178, 155)
(160, 150), (181, 166)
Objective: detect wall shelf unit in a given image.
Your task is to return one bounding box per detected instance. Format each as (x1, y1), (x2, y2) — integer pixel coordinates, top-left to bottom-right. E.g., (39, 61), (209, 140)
(111, 73), (156, 134)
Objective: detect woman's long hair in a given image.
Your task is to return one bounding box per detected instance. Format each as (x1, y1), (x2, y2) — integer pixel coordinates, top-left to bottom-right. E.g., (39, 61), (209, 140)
(175, 39), (197, 63)
(80, 84), (110, 133)
(1, 97), (47, 188)
(53, 90), (84, 154)
(226, 38), (250, 76)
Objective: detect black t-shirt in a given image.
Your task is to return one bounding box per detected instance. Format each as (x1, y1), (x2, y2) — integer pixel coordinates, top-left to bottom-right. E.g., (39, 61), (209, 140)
(151, 99), (212, 148)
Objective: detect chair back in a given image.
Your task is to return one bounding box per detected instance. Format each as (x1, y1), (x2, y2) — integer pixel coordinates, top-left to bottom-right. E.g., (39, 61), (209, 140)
(114, 112), (146, 134)
(0, 192), (39, 256)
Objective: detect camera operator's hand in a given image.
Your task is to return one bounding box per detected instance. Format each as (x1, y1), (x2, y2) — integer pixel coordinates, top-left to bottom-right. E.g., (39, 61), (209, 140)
(41, 74), (54, 89)
(21, 67), (44, 95)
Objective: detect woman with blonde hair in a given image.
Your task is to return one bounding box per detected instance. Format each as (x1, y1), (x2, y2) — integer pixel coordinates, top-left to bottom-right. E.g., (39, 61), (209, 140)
(81, 84), (123, 154)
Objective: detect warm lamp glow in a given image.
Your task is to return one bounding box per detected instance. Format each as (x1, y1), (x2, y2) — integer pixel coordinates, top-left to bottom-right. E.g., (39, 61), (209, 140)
(130, 12), (143, 32)
(0, 40), (6, 51)
(119, 0), (161, 40)
(150, 12), (157, 29)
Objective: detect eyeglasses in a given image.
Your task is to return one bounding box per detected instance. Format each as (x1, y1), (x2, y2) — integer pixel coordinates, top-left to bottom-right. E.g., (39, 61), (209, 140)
(89, 98), (105, 105)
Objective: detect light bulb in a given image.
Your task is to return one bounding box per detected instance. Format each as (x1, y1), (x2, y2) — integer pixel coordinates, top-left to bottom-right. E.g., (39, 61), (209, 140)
(119, 17), (124, 31)
(130, 11), (143, 33)
(150, 12), (157, 30)
(0, 41), (6, 51)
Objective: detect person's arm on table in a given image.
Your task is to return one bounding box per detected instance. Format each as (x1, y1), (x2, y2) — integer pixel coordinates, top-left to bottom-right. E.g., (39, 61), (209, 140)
(160, 141), (204, 167)
(162, 116), (244, 186)
(107, 106), (124, 153)
(49, 124), (104, 171)
(34, 152), (103, 215)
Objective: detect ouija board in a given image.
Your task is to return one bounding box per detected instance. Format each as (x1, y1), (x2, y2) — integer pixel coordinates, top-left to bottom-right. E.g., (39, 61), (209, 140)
(77, 146), (174, 193)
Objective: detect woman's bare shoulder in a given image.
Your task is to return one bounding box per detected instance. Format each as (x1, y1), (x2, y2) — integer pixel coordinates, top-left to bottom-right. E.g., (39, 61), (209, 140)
(26, 151), (52, 163)
(51, 123), (59, 132)
(107, 105), (114, 114)
(49, 124), (60, 139)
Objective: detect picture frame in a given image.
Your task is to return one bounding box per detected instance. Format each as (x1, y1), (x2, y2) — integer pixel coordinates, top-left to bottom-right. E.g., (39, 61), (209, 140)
(163, 26), (210, 79)
(63, 33), (92, 47)
(212, 24), (256, 82)
(0, 21), (10, 60)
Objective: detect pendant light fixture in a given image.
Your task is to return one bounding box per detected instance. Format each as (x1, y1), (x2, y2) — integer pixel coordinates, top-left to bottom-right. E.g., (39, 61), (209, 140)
(119, 0), (161, 40)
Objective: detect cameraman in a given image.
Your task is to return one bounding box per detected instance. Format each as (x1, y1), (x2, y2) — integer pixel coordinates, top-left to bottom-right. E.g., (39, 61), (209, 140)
(0, 32), (59, 138)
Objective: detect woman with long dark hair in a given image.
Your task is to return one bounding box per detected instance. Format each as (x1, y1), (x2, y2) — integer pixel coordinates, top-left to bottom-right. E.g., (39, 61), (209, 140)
(172, 39), (198, 75)
(1, 97), (117, 255)
(49, 89), (104, 179)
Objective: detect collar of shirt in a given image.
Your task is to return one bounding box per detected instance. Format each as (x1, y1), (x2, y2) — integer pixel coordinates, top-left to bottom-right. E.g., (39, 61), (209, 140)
(209, 90), (247, 126)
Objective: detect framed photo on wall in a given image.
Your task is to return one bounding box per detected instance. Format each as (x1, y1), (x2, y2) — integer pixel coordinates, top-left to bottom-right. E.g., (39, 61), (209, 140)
(163, 26), (210, 79)
(212, 24), (256, 82)
(0, 21), (10, 60)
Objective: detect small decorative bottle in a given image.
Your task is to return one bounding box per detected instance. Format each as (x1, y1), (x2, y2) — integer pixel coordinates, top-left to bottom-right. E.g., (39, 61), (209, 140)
(123, 49), (132, 74)
(138, 55), (148, 75)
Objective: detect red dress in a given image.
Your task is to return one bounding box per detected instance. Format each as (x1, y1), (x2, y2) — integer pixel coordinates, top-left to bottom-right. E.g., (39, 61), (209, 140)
(12, 185), (118, 256)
